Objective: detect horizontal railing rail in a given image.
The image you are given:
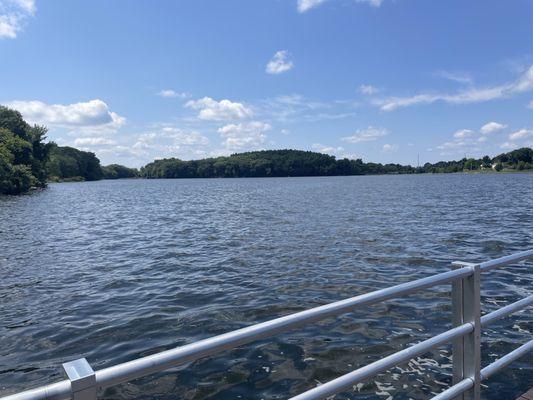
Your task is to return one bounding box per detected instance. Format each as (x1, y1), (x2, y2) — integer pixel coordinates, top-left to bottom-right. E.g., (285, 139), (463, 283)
(291, 294), (533, 400)
(1, 249), (531, 400)
(433, 339), (533, 400)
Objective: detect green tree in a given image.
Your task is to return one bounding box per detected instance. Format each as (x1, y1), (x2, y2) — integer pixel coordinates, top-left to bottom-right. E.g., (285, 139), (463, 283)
(46, 144), (103, 181)
(463, 158), (478, 171)
(0, 106), (50, 194)
(101, 164), (139, 179)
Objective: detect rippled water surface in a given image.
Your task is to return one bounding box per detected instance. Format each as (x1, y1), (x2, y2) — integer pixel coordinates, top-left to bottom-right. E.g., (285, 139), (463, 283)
(1, 174), (532, 399)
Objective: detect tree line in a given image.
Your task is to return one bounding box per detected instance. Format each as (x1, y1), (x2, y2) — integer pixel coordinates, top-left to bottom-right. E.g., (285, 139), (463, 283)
(47, 144), (139, 182)
(1, 105), (532, 195)
(141, 148), (532, 179)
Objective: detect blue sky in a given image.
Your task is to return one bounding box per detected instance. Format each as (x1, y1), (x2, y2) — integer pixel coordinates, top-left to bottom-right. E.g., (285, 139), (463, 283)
(1, 0), (532, 167)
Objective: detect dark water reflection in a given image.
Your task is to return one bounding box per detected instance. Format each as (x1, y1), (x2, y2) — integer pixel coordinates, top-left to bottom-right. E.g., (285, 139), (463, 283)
(0, 174), (531, 399)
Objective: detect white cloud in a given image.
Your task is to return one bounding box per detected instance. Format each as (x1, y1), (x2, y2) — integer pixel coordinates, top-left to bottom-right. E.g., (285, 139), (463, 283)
(342, 126), (388, 143)
(297, 0), (383, 12)
(160, 127), (209, 145)
(355, 0), (383, 6)
(185, 97), (252, 121)
(6, 99), (126, 131)
(217, 121), (271, 151)
(312, 143), (344, 155)
(359, 84), (379, 95)
(156, 89), (190, 99)
(437, 122), (511, 156)
(74, 137), (117, 146)
(500, 141), (516, 150)
(377, 65), (533, 111)
(508, 129), (533, 141)
(0, 14), (18, 38)
(133, 127), (208, 148)
(527, 100), (533, 110)
(297, 0), (328, 12)
(273, 94), (328, 109)
(381, 143), (398, 152)
(434, 70), (473, 85)
(437, 139), (478, 154)
(0, 0), (35, 39)
(257, 94), (352, 123)
(437, 122), (508, 155)
(266, 50), (294, 75)
(59, 126), (208, 166)
(125, 126), (210, 162)
(510, 66), (533, 93)
(480, 121), (507, 135)
(438, 130), (476, 155)
(12, 0), (34, 12)
(378, 87), (505, 111)
(453, 129), (475, 139)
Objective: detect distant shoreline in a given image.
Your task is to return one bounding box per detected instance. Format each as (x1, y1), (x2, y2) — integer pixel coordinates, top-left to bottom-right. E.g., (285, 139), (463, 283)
(46, 168), (533, 184)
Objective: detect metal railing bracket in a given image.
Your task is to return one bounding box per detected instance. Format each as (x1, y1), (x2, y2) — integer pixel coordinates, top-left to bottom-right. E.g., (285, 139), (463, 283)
(62, 358), (96, 400)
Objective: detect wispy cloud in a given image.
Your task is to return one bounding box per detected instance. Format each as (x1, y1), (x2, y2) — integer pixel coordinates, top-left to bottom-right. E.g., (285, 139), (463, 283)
(342, 126), (388, 143)
(377, 65), (533, 111)
(130, 127), (208, 156)
(156, 89), (190, 99)
(500, 128), (533, 150)
(433, 70), (473, 85)
(358, 84), (379, 95)
(74, 137), (117, 146)
(89, 125), (211, 165)
(257, 94), (356, 123)
(297, 0), (328, 13)
(480, 121), (507, 135)
(437, 139), (474, 154)
(438, 121), (511, 156)
(297, 0), (383, 13)
(185, 97), (253, 121)
(266, 50), (294, 75)
(217, 121), (271, 151)
(355, 0), (383, 7)
(312, 143), (344, 155)
(0, 0), (35, 39)
(311, 143), (360, 160)
(453, 129), (476, 139)
(508, 128), (533, 141)
(381, 143), (398, 153)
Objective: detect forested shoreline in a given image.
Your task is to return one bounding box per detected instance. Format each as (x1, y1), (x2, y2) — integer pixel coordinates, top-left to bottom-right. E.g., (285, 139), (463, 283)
(0, 106), (139, 194)
(1, 105), (532, 195)
(47, 144), (139, 182)
(141, 148), (532, 179)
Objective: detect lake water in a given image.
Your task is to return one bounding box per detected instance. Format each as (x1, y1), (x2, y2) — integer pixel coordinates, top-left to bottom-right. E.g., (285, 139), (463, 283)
(0, 174), (532, 400)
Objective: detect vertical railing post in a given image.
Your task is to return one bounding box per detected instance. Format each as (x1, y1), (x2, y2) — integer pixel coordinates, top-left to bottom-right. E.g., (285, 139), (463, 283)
(63, 358), (97, 400)
(451, 262), (481, 400)
(451, 261), (466, 397)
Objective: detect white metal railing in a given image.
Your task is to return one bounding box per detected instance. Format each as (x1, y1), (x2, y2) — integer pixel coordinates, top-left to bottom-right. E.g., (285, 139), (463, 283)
(1, 249), (532, 400)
